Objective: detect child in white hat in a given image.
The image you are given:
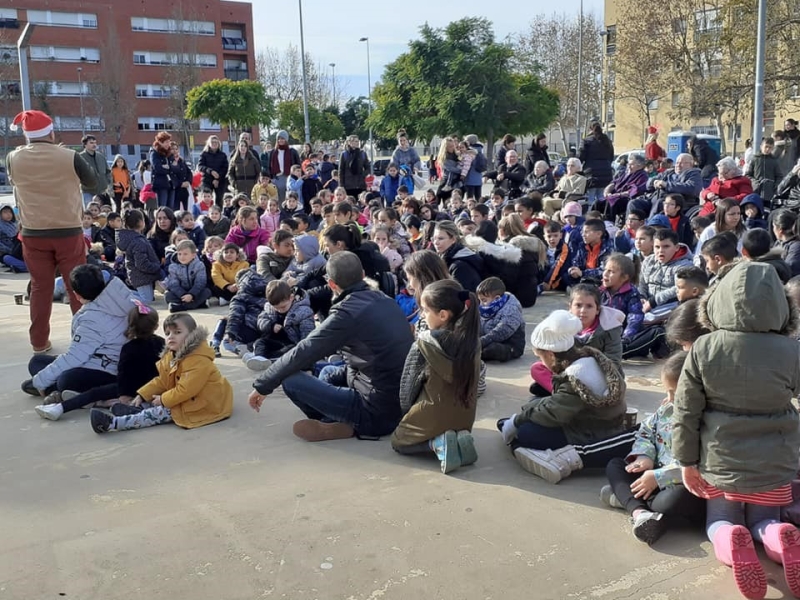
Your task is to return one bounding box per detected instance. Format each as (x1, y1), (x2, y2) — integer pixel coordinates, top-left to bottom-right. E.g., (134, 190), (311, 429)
(498, 309), (633, 484)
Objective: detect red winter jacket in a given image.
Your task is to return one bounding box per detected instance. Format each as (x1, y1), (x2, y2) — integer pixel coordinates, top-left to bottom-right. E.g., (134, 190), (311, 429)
(698, 176), (753, 217)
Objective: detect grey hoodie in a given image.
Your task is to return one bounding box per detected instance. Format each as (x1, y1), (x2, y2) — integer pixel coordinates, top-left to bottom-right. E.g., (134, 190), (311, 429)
(33, 278), (133, 389)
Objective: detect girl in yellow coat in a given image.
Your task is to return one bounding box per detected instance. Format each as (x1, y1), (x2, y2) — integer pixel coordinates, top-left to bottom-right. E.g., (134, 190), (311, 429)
(90, 313), (233, 433)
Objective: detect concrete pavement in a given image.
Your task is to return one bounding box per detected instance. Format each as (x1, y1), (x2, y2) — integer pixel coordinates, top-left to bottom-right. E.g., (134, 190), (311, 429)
(0, 272), (766, 599)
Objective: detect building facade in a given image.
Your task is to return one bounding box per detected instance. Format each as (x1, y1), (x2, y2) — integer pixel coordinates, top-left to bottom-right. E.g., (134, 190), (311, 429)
(0, 0), (256, 154)
(602, 0), (800, 157)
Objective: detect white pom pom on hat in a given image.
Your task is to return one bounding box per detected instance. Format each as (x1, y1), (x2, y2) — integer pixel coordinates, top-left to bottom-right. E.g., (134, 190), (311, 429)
(530, 310), (583, 352)
(10, 110), (53, 139)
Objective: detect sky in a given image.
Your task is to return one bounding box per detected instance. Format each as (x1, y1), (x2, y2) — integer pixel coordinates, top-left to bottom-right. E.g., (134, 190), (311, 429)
(246, 0), (604, 101)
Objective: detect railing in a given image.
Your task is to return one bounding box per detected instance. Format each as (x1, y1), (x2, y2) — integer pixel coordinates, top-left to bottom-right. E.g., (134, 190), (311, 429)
(224, 68), (249, 81)
(222, 38), (247, 51)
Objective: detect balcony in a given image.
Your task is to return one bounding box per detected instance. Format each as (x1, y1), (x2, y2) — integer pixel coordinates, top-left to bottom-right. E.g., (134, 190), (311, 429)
(0, 18), (19, 29)
(224, 68), (249, 81)
(222, 37), (247, 51)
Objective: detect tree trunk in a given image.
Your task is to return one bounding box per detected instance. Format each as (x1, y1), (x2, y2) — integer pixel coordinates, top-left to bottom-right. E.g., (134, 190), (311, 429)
(486, 126), (495, 167)
(714, 114), (726, 155)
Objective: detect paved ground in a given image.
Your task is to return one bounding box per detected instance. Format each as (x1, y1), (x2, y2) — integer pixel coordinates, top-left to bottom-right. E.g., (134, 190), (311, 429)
(0, 272), (775, 599)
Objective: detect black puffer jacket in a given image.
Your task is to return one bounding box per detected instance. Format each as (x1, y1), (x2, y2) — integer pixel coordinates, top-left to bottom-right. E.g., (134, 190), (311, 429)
(525, 143), (550, 173)
(116, 228), (161, 288)
(777, 172), (800, 210)
(579, 135), (615, 188)
(197, 149), (229, 191)
(225, 269), (267, 341)
(253, 281), (414, 435)
(338, 148), (370, 192)
(688, 135), (719, 182)
(440, 243), (484, 292)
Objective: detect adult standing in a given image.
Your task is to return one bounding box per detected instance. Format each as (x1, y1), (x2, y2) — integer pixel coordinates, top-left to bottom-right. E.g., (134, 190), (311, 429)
(390, 129), (422, 173)
(169, 141), (193, 211)
(525, 134), (551, 174)
(6, 110), (96, 353)
(149, 132), (174, 210)
(784, 118), (800, 164)
(463, 134), (486, 200)
(197, 135), (229, 207)
(338, 135), (370, 198)
(579, 122), (615, 208)
(435, 137), (460, 201)
(686, 134), (720, 187)
(260, 130), (301, 202)
(78, 134), (111, 205)
(644, 127), (666, 162)
(227, 138), (260, 199)
(248, 251), (413, 442)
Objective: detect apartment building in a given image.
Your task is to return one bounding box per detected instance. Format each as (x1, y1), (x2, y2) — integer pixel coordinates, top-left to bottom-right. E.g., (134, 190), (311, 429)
(0, 0), (256, 151)
(602, 0), (800, 156)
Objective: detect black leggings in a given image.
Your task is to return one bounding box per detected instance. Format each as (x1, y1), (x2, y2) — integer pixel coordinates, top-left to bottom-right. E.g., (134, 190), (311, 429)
(253, 337), (295, 360)
(514, 422), (637, 469)
(61, 383), (119, 413)
(28, 355), (117, 395)
(605, 457), (706, 520)
(481, 341), (524, 363)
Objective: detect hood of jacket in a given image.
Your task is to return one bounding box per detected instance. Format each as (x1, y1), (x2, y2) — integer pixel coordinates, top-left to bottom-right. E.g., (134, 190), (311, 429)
(599, 305), (626, 331)
(295, 234), (320, 260)
(171, 325), (213, 362)
(700, 261), (798, 335)
(564, 347), (625, 408)
(1, 203), (16, 223)
(668, 243), (694, 264)
(82, 277), (134, 321)
(417, 329), (455, 383)
(740, 193), (764, 217)
(464, 234), (522, 264)
(449, 244), (484, 269)
(508, 235), (547, 268)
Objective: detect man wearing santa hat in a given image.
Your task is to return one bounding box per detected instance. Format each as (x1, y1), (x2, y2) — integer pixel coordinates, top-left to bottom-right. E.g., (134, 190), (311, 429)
(6, 110), (97, 354)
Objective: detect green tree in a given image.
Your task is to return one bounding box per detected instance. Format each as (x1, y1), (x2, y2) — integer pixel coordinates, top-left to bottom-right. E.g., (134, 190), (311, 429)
(185, 79), (274, 140)
(369, 18), (559, 151)
(337, 97), (394, 150)
(275, 100), (344, 143)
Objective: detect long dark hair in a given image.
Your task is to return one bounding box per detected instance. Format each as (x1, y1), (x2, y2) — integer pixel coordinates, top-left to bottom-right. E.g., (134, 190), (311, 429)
(148, 207), (176, 240)
(325, 222), (362, 250)
(714, 197), (745, 237)
(421, 279), (479, 408)
(404, 250), (451, 302)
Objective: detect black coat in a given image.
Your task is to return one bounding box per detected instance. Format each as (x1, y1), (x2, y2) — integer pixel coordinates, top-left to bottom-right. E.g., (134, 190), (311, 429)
(226, 269), (267, 341)
(197, 149), (229, 191)
(253, 281), (414, 435)
(465, 235), (543, 307)
(688, 136), (719, 181)
(440, 243), (484, 292)
(484, 163), (528, 199)
(116, 228), (162, 288)
(149, 148), (172, 191)
(260, 147), (301, 177)
(338, 148), (370, 192)
(579, 135), (615, 188)
(777, 172), (800, 210)
(525, 144), (551, 173)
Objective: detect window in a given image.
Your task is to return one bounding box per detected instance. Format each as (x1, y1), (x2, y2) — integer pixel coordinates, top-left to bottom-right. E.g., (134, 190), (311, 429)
(672, 91), (682, 107)
(0, 45), (16, 63)
(199, 118), (221, 131)
(26, 10), (97, 29)
(605, 25), (616, 55)
(672, 18), (687, 34)
(647, 97), (659, 110)
(138, 117), (175, 131)
(135, 84), (176, 98)
(791, 84), (800, 99)
(690, 125), (720, 136)
(0, 9), (17, 19)
(34, 81), (89, 96)
(54, 116), (102, 131)
(727, 124), (742, 141)
(133, 51), (217, 67)
(30, 46), (100, 63)
(131, 17), (214, 35)
(695, 8), (721, 34)
(0, 80), (20, 96)
(605, 96), (615, 123)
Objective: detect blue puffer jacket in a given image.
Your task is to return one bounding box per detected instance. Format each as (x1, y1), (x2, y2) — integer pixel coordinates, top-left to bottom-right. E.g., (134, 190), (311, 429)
(225, 269), (267, 341)
(149, 148), (172, 191)
(256, 289), (315, 344)
(165, 256), (208, 298)
(479, 292), (526, 353)
(570, 236), (616, 281)
(0, 204), (18, 255)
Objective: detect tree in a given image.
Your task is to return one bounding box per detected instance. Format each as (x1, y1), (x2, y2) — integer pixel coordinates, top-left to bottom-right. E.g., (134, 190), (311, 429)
(186, 79), (274, 140)
(0, 35), (22, 158)
(370, 18), (559, 152)
(513, 13), (603, 149)
(275, 100), (343, 143)
(256, 45), (345, 110)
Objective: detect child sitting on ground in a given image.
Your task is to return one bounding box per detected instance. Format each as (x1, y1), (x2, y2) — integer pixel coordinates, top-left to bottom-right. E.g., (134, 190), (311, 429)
(567, 218), (615, 286)
(164, 240), (212, 313)
(498, 310), (631, 484)
(35, 301), (165, 421)
(742, 228), (791, 283)
(371, 225), (404, 273)
(476, 276), (526, 363)
(543, 220), (571, 291)
(242, 280), (315, 370)
(90, 312), (233, 434)
(391, 280), (480, 474)
(97, 211), (121, 261)
(211, 242), (249, 303)
(226, 206), (271, 265)
(191, 187), (215, 219)
(203, 205), (231, 239)
(115, 209), (162, 303)
(283, 234), (326, 290)
(700, 232), (739, 280)
(601, 350), (705, 545)
(531, 283), (624, 396)
(256, 230), (296, 282)
(599, 253), (645, 358)
(176, 210), (206, 252)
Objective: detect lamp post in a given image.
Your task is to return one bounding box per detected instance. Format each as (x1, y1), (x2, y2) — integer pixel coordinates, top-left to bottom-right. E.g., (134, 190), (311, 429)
(16, 23), (35, 111)
(752, 0), (767, 149)
(329, 62), (336, 108)
(575, 0), (584, 153)
(297, 0), (311, 144)
(77, 66), (85, 136)
(359, 36), (373, 174)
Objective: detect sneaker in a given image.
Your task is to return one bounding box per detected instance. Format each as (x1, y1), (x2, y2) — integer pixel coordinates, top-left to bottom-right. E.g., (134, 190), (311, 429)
(632, 510), (665, 545)
(21, 379), (41, 397)
(168, 302), (183, 313)
(235, 343), (249, 357)
(207, 297), (220, 307)
(111, 403), (144, 417)
(211, 342), (222, 358)
(600, 484), (625, 509)
(513, 447), (571, 484)
(244, 353), (272, 371)
(42, 390), (62, 405)
(35, 403), (64, 421)
(90, 409), (113, 434)
(456, 430), (478, 466)
(221, 339), (238, 354)
(219, 298), (229, 306)
(431, 430), (461, 474)
(292, 419), (354, 442)
(60, 390), (80, 402)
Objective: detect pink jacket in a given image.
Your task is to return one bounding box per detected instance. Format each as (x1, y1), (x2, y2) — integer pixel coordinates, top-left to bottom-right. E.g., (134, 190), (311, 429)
(260, 211), (281, 240)
(225, 225), (270, 264)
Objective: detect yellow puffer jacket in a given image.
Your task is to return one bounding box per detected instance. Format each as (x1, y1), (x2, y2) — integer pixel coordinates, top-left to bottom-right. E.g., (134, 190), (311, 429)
(211, 249), (250, 289)
(138, 326), (233, 429)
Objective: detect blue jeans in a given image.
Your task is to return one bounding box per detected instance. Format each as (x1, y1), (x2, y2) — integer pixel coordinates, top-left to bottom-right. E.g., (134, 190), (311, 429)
(280, 368), (395, 437)
(156, 188), (175, 211)
(134, 284), (155, 302)
(83, 192), (95, 206)
(585, 187), (605, 206)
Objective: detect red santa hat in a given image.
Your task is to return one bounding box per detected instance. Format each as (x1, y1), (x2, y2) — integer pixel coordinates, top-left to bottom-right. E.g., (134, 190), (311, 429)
(647, 126), (658, 135)
(10, 110), (54, 139)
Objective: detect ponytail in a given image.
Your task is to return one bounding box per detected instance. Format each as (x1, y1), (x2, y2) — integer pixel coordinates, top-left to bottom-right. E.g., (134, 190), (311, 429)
(325, 222), (362, 250)
(421, 280), (480, 408)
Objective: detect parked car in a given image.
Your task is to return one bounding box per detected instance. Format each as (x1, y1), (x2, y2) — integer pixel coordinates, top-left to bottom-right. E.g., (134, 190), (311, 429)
(612, 149), (646, 171)
(372, 157), (392, 176)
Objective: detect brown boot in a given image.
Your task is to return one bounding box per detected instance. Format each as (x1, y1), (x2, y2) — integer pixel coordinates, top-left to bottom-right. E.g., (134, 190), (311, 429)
(292, 419), (354, 442)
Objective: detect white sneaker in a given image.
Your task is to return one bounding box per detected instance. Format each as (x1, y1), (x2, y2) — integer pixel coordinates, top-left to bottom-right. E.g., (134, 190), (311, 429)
(245, 355), (272, 371)
(35, 403), (64, 421)
(235, 343), (249, 357)
(60, 390), (80, 402)
(219, 298), (229, 306)
(513, 447), (572, 484)
(42, 390), (62, 405)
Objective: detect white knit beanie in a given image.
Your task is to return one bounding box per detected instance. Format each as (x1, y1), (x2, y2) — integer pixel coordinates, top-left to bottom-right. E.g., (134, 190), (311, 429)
(530, 310), (582, 352)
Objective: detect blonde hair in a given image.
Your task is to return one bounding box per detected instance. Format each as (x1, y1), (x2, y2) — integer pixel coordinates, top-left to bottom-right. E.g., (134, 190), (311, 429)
(203, 135), (222, 153)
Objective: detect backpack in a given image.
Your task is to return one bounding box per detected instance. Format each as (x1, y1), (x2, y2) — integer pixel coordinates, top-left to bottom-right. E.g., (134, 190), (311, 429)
(472, 150), (488, 173)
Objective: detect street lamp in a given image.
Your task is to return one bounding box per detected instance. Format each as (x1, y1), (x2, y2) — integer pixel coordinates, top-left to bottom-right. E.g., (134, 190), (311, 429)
(575, 0), (584, 152)
(359, 37), (373, 174)
(329, 62), (336, 108)
(16, 23), (35, 111)
(77, 67), (85, 136)
(297, 0), (311, 144)
(752, 0), (767, 149)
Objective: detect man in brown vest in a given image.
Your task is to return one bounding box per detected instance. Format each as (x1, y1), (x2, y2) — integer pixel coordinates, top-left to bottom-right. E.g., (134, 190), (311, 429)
(6, 110), (96, 353)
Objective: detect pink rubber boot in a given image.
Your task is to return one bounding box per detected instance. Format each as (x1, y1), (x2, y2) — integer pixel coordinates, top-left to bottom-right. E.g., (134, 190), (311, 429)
(761, 522), (800, 598)
(713, 524), (767, 600)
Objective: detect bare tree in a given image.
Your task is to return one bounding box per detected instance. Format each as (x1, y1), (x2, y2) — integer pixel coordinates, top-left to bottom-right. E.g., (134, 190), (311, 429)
(0, 34), (22, 157)
(256, 44), (344, 110)
(512, 12), (603, 150)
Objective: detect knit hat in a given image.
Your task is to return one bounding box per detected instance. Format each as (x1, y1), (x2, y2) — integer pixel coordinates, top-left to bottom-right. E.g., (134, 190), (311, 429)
(295, 234), (319, 260)
(530, 310), (582, 352)
(646, 214), (671, 228)
(10, 110), (53, 139)
(464, 134), (479, 146)
(276, 130), (289, 141)
(561, 201), (582, 218)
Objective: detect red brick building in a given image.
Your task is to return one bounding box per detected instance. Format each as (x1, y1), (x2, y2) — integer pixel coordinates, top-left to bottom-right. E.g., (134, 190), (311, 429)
(0, 0), (256, 152)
